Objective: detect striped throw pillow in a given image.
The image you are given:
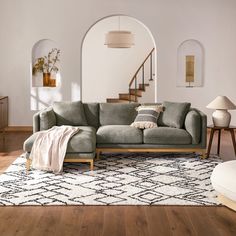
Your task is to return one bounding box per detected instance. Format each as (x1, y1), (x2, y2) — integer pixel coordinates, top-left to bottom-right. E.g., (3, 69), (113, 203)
(131, 105), (163, 129)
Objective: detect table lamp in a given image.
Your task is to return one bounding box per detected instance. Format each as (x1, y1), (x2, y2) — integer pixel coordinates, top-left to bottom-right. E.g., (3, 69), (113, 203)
(206, 96), (236, 127)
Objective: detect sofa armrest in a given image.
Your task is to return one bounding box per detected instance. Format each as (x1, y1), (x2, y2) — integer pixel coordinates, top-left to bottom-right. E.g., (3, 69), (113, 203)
(33, 111), (40, 133)
(185, 109), (207, 147)
(196, 109), (207, 148)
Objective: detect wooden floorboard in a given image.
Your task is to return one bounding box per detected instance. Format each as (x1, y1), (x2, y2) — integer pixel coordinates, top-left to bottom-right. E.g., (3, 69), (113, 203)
(103, 206), (126, 236)
(166, 206), (197, 236)
(0, 131), (236, 236)
(186, 206), (222, 236)
(145, 206), (172, 236)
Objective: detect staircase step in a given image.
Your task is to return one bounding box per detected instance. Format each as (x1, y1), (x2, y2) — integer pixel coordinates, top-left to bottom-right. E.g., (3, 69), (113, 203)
(129, 89), (143, 97)
(106, 98), (130, 103)
(119, 93), (140, 101)
(139, 83), (149, 91)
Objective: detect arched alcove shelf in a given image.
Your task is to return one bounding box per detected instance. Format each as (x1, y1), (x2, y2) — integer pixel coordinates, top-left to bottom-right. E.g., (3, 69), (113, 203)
(32, 39), (61, 88)
(177, 39), (204, 87)
(31, 39), (62, 111)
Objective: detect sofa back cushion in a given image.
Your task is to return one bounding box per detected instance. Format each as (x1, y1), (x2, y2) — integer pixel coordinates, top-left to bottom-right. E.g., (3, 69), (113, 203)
(53, 101), (88, 126)
(83, 103), (99, 129)
(158, 101), (191, 128)
(99, 103), (139, 126)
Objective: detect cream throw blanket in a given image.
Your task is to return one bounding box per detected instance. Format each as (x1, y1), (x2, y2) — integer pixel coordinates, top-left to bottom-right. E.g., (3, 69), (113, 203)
(30, 126), (79, 173)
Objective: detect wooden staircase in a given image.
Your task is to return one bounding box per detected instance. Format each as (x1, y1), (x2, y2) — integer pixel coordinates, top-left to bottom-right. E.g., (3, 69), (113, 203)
(107, 84), (150, 103)
(106, 48), (155, 103)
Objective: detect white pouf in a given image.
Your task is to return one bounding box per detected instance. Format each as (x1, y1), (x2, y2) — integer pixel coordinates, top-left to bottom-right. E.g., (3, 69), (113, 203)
(211, 160), (236, 211)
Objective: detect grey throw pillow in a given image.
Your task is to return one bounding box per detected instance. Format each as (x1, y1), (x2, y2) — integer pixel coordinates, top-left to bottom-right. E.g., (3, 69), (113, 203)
(40, 107), (56, 130)
(53, 101), (88, 126)
(131, 105), (163, 129)
(158, 101), (191, 128)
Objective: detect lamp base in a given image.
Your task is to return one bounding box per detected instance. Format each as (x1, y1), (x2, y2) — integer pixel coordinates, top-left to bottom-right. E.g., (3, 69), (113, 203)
(212, 109), (231, 127)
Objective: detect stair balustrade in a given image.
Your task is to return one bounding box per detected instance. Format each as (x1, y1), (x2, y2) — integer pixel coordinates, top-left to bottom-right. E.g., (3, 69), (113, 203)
(107, 47), (155, 103)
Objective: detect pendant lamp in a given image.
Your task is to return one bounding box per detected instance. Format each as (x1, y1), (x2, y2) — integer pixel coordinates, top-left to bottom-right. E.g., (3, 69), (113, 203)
(105, 16), (134, 48)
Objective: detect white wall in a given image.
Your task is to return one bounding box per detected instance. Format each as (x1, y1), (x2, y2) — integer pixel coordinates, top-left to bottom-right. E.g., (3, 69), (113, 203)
(82, 16), (155, 103)
(0, 0), (236, 126)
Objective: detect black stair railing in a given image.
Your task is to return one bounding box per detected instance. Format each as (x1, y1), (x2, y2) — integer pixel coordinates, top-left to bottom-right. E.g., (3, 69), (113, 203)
(129, 48), (155, 102)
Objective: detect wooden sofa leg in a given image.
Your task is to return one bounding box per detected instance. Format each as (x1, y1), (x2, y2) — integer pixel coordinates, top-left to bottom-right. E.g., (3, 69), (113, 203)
(201, 150), (207, 159)
(96, 150), (101, 160)
(26, 159), (31, 173)
(90, 160), (94, 171)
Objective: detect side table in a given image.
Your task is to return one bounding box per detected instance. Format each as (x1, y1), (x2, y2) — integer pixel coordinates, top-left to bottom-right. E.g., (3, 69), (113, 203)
(207, 125), (236, 158)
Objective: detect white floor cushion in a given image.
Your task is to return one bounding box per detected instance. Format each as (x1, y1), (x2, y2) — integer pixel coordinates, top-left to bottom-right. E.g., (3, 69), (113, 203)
(211, 160), (236, 202)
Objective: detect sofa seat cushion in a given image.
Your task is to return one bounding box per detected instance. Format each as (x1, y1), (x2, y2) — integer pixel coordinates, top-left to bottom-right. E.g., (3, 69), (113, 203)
(24, 126), (96, 153)
(143, 127), (192, 144)
(67, 126), (96, 152)
(97, 125), (143, 144)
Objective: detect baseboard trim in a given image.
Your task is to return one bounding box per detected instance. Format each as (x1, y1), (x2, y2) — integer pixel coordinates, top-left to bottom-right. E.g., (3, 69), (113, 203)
(5, 126), (33, 132)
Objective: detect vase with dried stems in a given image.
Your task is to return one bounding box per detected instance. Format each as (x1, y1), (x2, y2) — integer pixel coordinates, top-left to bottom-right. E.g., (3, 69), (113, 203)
(32, 48), (60, 87)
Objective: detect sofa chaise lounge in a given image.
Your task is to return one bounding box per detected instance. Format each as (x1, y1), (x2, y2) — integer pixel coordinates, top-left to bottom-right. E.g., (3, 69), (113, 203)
(23, 101), (207, 171)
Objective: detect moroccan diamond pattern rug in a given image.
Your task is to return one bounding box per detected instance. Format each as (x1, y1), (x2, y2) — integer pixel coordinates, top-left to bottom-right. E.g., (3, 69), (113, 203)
(0, 153), (221, 206)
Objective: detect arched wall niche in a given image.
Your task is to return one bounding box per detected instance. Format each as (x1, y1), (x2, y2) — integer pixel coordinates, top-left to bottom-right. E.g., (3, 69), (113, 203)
(81, 15), (158, 103)
(177, 39), (204, 87)
(32, 39), (61, 88)
(31, 39), (62, 111)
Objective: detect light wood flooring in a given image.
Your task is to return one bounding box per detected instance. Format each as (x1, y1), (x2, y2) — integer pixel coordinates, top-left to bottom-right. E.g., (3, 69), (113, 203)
(0, 131), (236, 236)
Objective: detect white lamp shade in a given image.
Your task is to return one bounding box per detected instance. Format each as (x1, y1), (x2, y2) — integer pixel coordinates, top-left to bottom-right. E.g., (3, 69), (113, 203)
(206, 96), (236, 110)
(105, 31), (134, 48)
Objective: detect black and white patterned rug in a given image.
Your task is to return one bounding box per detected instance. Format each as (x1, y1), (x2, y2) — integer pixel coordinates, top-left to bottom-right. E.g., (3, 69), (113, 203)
(0, 153), (221, 206)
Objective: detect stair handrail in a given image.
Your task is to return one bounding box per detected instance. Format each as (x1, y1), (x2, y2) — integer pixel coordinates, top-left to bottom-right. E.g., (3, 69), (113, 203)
(128, 47), (155, 87)
(129, 47), (155, 102)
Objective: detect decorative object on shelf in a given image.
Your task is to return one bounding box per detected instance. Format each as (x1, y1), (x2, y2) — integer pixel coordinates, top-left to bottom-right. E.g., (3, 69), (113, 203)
(177, 39), (204, 87)
(185, 55), (195, 87)
(206, 96), (236, 127)
(32, 48), (60, 87)
(105, 16), (134, 48)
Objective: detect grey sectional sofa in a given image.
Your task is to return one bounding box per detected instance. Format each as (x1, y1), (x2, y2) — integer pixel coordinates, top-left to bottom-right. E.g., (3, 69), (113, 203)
(24, 101), (207, 171)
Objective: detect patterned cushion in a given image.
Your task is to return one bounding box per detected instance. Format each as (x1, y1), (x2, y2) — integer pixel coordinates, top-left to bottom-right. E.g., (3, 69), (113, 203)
(39, 107), (56, 131)
(131, 105), (163, 129)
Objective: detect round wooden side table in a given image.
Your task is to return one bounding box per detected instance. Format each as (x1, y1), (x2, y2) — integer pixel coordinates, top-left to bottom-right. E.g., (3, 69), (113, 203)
(207, 125), (236, 158)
